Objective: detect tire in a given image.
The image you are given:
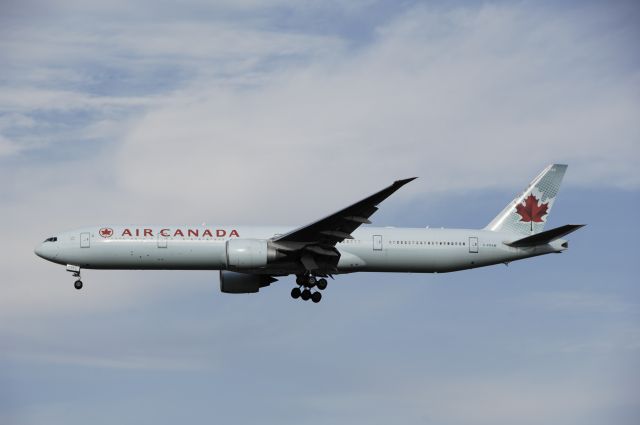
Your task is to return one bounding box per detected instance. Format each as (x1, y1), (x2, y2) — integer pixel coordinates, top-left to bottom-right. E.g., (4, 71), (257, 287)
(74, 280), (83, 290)
(317, 278), (328, 290)
(291, 287), (301, 299)
(311, 291), (322, 303)
(301, 289), (311, 301)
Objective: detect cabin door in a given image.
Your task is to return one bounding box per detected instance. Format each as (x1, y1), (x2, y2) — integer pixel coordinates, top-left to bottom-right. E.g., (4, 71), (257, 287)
(80, 232), (90, 248)
(468, 236), (478, 253)
(373, 235), (383, 251)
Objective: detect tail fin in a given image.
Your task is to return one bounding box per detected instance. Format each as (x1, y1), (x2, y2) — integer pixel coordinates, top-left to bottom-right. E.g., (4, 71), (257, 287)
(485, 164), (567, 235)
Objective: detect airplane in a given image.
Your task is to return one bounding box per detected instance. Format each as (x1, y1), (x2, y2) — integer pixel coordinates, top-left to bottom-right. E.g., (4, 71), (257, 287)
(34, 164), (584, 303)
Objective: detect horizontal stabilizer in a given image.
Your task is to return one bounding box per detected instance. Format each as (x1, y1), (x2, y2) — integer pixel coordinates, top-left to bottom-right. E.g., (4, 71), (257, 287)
(506, 224), (585, 247)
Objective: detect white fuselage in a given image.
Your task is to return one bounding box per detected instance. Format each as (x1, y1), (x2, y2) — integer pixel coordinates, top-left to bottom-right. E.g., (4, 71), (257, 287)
(35, 225), (566, 274)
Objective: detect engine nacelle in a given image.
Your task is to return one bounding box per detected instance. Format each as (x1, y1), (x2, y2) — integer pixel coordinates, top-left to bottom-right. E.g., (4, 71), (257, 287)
(226, 238), (278, 270)
(219, 270), (276, 294)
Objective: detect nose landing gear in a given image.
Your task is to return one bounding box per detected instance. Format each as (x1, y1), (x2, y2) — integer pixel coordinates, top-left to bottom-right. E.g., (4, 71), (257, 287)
(291, 274), (328, 303)
(66, 264), (83, 290)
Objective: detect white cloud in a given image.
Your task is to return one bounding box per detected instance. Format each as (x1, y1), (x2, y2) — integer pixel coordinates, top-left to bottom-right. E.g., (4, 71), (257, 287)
(0, 134), (22, 156)
(111, 3), (640, 226)
(2, 2), (637, 199)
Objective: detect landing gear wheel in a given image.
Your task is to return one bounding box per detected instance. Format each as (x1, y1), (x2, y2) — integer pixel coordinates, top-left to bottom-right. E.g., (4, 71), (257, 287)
(296, 275), (305, 286)
(291, 287), (301, 299)
(301, 289), (311, 301)
(74, 280), (83, 290)
(307, 276), (317, 287)
(316, 278), (328, 291)
(311, 291), (322, 303)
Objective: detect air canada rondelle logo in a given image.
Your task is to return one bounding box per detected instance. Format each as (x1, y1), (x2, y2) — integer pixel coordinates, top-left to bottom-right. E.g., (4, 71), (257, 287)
(99, 228), (114, 238)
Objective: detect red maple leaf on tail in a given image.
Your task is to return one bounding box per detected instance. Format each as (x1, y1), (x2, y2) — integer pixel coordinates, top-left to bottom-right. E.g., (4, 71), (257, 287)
(515, 195), (549, 231)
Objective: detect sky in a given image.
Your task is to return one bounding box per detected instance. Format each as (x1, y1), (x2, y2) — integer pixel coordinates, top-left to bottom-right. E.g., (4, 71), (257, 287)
(1, 0), (639, 424)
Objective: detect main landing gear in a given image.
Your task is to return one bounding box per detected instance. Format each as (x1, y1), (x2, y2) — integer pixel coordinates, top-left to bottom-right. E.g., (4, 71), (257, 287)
(291, 274), (328, 303)
(66, 264), (83, 290)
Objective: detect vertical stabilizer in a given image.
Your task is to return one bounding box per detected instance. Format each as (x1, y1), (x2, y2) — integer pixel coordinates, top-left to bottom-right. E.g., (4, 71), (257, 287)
(485, 164), (567, 235)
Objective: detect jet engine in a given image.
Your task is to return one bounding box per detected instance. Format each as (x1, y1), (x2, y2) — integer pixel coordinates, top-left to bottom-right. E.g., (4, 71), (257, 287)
(219, 270), (276, 294)
(225, 239), (281, 270)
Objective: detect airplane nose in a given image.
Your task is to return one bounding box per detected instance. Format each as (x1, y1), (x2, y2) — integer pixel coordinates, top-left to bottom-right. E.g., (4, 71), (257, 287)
(34, 243), (57, 260)
(34, 244), (45, 258)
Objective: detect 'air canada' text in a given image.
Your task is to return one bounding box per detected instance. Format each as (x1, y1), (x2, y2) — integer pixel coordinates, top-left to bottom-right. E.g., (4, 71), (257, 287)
(120, 228), (240, 238)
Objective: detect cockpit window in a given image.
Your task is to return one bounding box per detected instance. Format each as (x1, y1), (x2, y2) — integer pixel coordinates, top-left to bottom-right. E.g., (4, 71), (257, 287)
(44, 237), (57, 242)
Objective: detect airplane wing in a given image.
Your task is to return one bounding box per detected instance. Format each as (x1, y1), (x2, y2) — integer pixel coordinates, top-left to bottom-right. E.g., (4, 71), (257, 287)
(271, 177), (416, 274)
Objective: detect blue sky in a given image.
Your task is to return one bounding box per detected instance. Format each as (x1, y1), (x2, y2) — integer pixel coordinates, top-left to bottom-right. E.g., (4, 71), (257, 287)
(1, 1), (639, 424)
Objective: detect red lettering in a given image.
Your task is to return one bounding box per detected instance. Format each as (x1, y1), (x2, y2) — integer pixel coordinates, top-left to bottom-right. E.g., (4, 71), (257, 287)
(121, 228), (238, 238)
